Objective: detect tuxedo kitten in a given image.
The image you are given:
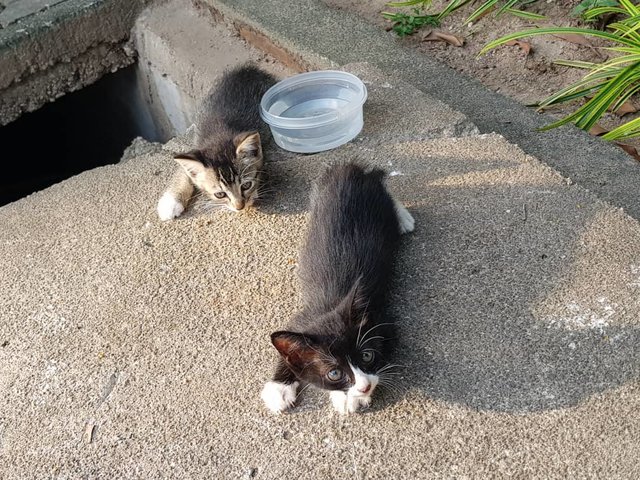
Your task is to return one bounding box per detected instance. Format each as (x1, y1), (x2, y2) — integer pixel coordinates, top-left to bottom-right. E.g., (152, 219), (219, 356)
(157, 64), (276, 220)
(261, 163), (415, 414)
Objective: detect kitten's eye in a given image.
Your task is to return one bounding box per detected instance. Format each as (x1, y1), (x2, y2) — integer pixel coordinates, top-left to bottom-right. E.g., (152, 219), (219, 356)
(361, 351), (375, 364)
(214, 192), (227, 199)
(326, 369), (343, 382)
(241, 181), (253, 191)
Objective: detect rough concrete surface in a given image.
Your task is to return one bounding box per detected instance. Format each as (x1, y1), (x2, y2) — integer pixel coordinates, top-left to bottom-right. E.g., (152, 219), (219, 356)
(205, 0), (640, 222)
(1, 121), (639, 478)
(344, 63), (478, 144)
(1, 1), (640, 476)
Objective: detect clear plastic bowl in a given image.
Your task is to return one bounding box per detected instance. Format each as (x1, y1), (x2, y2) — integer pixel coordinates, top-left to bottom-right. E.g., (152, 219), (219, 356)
(260, 71), (368, 153)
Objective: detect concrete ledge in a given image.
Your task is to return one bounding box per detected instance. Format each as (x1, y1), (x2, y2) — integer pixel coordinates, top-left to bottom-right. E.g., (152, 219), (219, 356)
(0, 0), (151, 125)
(203, 0), (640, 221)
(344, 62), (478, 145)
(1, 131), (639, 478)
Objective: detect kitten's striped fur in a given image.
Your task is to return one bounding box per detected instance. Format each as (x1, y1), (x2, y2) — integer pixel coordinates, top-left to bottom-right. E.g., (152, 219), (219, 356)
(158, 64), (276, 220)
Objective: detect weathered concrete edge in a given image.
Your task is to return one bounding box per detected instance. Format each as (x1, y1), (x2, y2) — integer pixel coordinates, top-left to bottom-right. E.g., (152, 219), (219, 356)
(0, 0), (152, 125)
(0, 43), (134, 125)
(202, 0), (640, 220)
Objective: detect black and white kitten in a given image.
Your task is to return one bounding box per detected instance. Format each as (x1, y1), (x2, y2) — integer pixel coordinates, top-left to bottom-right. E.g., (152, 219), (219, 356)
(157, 64), (276, 220)
(261, 163), (415, 414)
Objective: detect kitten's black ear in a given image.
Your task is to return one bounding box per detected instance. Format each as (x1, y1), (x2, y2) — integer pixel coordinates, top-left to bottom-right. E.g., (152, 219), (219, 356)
(271, 331), (318, 370)
(174, 151), (206, 179)
(234, 132), (262, 161)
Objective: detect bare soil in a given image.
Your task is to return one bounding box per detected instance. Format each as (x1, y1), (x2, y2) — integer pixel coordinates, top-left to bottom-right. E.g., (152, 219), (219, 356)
(321, 0), (633, 136)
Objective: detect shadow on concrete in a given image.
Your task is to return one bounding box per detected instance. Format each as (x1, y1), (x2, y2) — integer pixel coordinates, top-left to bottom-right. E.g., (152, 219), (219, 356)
(380, 151), (640, 413)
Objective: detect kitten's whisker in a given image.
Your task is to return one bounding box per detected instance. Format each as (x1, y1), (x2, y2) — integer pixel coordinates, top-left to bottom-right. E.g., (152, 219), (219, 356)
(359, 335), (384, 348)
(378, 378), (402, 389)
(378, 374), (406, 393)
(358, 322), (394, 348)
(256, 188), (277, 195)
(376, 363), (406, 374)
(255, 187), (277, 195)
(376, 370), (403, 378)
(295, 383), (311, 400)
(378, 380), (405, 397)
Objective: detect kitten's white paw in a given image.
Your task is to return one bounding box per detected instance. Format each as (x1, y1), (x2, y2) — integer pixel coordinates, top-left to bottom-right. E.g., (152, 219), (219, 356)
(157, 193), (184, 221)
(330, 391), (371, 414)
(261, 381), (299, 413)
(394, 199), (415, 234)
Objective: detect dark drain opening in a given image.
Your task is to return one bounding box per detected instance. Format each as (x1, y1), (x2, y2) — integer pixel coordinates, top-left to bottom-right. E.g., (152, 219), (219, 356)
(0, 65), (159, 207)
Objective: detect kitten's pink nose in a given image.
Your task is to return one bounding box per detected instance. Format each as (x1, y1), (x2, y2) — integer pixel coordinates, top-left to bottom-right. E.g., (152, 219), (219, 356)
(358, 383), (371, 394)
(233, 199), (245, 211)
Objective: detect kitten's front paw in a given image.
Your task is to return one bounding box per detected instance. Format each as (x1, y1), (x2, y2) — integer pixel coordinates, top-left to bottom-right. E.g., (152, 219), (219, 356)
(395, 201), (415, 234)
(330, 391), (371, 414)
(261, 381), (299, 413)
(157, 193), (185, 221)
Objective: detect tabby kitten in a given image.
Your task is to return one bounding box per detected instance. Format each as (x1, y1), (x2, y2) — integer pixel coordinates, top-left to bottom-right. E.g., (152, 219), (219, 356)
(261, 163), (414, 414)
(157, 64), (276, 220)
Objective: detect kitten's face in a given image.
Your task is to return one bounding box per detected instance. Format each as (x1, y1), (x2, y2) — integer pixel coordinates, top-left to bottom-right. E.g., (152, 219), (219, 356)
(175, 132), (263, 212)
(271, 306), (394, 402)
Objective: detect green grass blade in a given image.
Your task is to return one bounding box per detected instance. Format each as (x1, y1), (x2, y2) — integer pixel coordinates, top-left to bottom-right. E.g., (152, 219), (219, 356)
(437, 0), (473, 20)
(386, 0), (431, 7)
(553, 59), (599, 69)
(538, 77), (610, 108)
(620, 0), (640, 17)
(465, 0), (499, 24)
(583, 7), (627, 20)
(496, 0), (519, 16)
(538, 85), (605, 109)
(591, 54), (640, 72)
(605, 45), (640, 54)
(610, 83), (640, 112)
(480, 27), (640, 56)
(608, 22), (640, 43)
(574, 63), (640, 129)
(602, 116), (640, 140)
(505, 8), (546, 20)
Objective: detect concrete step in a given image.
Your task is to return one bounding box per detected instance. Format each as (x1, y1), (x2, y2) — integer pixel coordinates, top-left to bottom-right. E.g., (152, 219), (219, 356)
(1, 131), (638, 478)
(133, 0), (293, 140)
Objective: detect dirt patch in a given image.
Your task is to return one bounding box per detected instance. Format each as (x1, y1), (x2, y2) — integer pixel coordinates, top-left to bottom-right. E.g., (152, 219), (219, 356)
(321, 0), (638, 150)
(322, 1), (593, 103)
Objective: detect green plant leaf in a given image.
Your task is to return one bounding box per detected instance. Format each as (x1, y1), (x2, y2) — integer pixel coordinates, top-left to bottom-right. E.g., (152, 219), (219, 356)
(436, 0), (474, 21)
(386, 0), (431, 6)
(473, 0), (640, 149)
(602, 116), (640, 139)
(505, 8), (546, 20)
(582, 6), (626, 20)
(572, 0), (618, 18)
(465, 0), (499, 24)
(480, 27), (640, 56)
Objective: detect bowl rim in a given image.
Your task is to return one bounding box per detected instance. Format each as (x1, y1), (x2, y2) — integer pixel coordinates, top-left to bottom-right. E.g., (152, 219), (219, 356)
(260, 70), (368, 129)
